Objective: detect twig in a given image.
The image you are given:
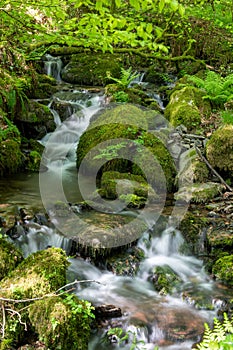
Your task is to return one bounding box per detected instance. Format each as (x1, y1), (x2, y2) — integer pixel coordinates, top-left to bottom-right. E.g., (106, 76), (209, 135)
(55, 279), (104, 293)
(1, 303), (5, 338)
(195, 146), (233, 192)
(6, 308), (27, 330)
(0, 279), (104, 304)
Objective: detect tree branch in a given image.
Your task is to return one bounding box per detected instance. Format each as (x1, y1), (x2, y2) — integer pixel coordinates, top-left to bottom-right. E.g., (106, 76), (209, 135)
(195, 146), (233, 192)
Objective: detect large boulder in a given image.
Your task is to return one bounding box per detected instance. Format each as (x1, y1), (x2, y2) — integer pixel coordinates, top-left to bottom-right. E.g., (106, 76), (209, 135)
(164, 86), (211, 131)
(0, 248), (69, 348)
(76, 104), (177, 193)
(61, 53), (122, 86)
(206, 125), (233, 179)
(15, 100), (55, 139)
(0, 113), (23, 175)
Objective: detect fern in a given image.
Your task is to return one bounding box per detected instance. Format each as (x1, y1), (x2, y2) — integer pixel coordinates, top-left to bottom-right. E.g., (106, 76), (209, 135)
(106, 67), (140, 89)
(194, 313), (233, 350)
(187, 71), (233, 107)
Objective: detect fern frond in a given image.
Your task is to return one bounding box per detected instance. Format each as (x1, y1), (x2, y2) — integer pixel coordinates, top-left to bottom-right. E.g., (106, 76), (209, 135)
(212, 318), (226, 341)
(223, 313), (233, 333)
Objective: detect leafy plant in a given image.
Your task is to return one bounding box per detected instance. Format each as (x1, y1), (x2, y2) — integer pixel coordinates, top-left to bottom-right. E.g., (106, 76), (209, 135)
(106, 327), (159, 350)
(186, 71), (233, 107)
(220, 110), (233, 125)
(107, 67), (140, 89)
(194, 313), (233, 349)
(113, 90), (129, 102)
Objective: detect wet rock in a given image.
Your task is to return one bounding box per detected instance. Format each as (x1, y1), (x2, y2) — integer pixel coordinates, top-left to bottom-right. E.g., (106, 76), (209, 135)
(149, 265), (182, 295)
(15, 100), (55, 139)
(174, 182), (225, 204)
(94, 304), (122, 319)
(106, 246), (145, 276)
(61, 53), (122, 85)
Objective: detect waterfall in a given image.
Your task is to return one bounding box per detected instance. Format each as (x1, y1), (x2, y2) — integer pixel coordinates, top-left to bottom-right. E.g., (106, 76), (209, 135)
(44, 54), (63, 81)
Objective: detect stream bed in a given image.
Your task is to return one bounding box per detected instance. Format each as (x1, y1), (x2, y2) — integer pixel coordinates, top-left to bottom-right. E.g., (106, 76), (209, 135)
(1, 56), (232, 349)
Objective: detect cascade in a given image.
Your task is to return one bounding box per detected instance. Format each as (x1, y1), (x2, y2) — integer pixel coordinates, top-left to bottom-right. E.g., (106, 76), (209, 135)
(44, 54), (63, 81)
(2, 55), (232, 350)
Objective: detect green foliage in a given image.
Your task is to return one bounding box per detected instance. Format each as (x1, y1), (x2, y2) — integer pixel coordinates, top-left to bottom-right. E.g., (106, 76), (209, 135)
(106, 327), (159, 350)
(62, 292), (95, 327)
(187, 71), (233, 107)
(194, 313), (233, 350)
(107, 67), (139, 89)
(113, 90), (129, 102)
(220, 110), (233, 125)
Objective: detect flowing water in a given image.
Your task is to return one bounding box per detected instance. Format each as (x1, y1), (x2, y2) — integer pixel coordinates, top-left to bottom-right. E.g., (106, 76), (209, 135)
(2, 56), (231, 349)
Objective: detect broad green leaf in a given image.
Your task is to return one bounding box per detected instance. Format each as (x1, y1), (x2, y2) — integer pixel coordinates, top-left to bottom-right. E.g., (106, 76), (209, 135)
(159, 0), (165, 12)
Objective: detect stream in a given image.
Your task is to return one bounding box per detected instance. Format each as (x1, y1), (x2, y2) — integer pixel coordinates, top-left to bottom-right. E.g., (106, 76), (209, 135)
(1, 56), (232, 349)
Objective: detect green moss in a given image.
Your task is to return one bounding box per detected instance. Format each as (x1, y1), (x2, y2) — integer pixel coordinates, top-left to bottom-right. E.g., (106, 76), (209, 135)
(106, 246), (145, 276)
(0, 114), (23, 175)
(0, 237), (23, 281)
(61, 53), (122, 86)
(212, 254), (233, 286)
(29, 295), (93, 350)
(0, 248), (69, 348)
(0, 247), (69, 300)
(179, 212), (208, 254)
(164, 86), (211, 131)
(175, 182), (224, 203)
(206, 125), (233, 178)
(26, 150), (41, 171)
(77, 104), (176, 192)
(150, 265), (182, 295)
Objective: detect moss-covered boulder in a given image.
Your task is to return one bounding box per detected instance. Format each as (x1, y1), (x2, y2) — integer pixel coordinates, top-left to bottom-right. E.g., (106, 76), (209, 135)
(179, 211), (209, 255)
(0, 237), (23, 281)
(0, 248), (69, 348)
(212, 254), (233, 286)
(206, 125), (233, 179)
(164, 86), (211, 131)
(175, 182), (224, 204)
(29, 295), (93, 350)
(23, 139), (45, 172)
(29, 74), (57, 99)
(106, 246), (145, 276)
(177, 148), (209, 187)
(15, 100), (55, 139)
(149, 265), (182, 295)
(0, 114), (23, 175)
(99, 171), (158, 208)
(76, 104), (177, 193)
(61, 53), (122, 86)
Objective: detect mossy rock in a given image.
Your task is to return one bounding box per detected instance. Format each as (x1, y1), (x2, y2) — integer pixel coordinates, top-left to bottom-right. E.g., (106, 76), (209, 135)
(0, 237), (23, 281)
(175, 182), (224, 204)
(76, 104), (176, 193)
(30, 74), (57, 99)
(23, 139), (45, 172)
(61, 53), (122, 86)
(0, 247), (69, 299)
(206, 125), (233, 178)
(179, 212), (209, 255)
(164, 86), (211, 131)
(0, 248), (69, 348)
(99, 171), (158, 207)
(207, 226), (233, 254)
(106, 246), (145, 276)
(29, 295), (92, 350)
(149, 265), (182, 295)
(16, 100), (55, 139)
(212, 254), (233, 286)
(177, 148), (209, 187)
(0, 114), (23, 175)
